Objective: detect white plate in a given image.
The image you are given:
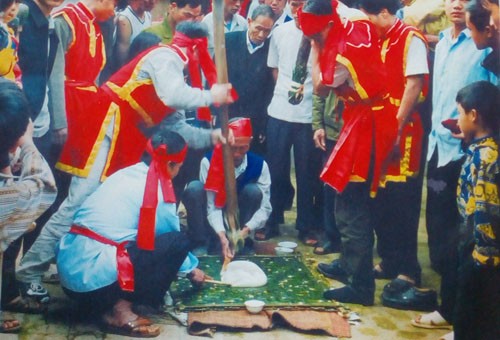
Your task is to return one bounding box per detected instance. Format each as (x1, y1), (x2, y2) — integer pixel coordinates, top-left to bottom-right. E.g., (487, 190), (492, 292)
(278, 241), (298, 249)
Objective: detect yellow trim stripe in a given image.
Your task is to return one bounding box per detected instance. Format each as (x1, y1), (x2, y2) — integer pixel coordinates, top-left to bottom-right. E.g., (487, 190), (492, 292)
(100, 105), (121, 181)
(55, 103), (116, 177)
(336, 55), (369, 100)
(59, 12), (77, 50)
(105, 56), (156, 127)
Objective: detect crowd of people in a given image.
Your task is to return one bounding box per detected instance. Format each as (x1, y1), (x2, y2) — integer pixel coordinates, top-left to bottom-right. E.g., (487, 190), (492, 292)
(0, 0), (498, 338)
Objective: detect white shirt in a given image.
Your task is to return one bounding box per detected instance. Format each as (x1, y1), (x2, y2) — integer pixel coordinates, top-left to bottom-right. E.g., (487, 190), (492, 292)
(118, 6), (152, 43)
(136, 46), (213, 110)
(267, 21), (313, 123)
(246, 30), (265, 54)
(199, 154), (272, 233)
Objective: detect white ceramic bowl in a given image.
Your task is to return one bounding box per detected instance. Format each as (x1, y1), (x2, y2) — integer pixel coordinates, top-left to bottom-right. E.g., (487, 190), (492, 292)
(278, 241), (298, 249)
(244, 299), (265, 314)
(275, 246), (294, 255)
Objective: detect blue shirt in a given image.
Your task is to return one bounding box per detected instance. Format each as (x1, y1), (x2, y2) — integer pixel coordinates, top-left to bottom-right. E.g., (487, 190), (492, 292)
(427, 28), (497, 167)
(56, 162), (198, 293)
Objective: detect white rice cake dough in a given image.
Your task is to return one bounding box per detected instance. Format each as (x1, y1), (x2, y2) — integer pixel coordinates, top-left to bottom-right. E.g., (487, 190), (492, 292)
(220, 260), (268, 287)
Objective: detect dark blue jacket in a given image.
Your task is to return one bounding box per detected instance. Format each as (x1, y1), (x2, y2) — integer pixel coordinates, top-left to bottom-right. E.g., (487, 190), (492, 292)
(18, 0), (59, 119)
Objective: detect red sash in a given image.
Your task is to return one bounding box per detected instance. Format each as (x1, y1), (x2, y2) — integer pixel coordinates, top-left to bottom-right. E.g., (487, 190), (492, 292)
(69, 225), (135, 292)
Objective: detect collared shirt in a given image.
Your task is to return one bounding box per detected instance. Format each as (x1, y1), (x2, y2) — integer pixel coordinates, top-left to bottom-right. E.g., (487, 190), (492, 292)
(199, 154), (272, 233)
(245, 30), (265, 54)
(0, 143), (56, 252)
(267, 21), (313, 123)
(56, 162), (199, 292)
(145, 15), (173, 44)
(272, 12), (292, 30)
(427, 28), (497, 167)
(457, 136), (500, 266)
(203, 12), (248, 55)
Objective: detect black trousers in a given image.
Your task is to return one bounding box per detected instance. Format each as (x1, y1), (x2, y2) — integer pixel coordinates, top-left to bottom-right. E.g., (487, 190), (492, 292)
(322, 139), (341, 247)
(63, 232), (191, 313)
(265, 117), (314, 230)
(335, 182), (375, 297)
(373, 176), (423, 281)
(182, 180), (262, 247)
(453, 249), (500, 340)
(426, 151), (463, 274)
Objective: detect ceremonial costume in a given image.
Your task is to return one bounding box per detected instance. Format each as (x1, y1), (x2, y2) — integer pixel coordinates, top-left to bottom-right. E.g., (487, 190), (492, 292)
(17, 33), (218, 289)
(183, 119), (272, 249)
(57, 144), (196, 311)
(372, 18), (429, 283)
(299, 1), (398, 303)
(16, 1), (107, 289)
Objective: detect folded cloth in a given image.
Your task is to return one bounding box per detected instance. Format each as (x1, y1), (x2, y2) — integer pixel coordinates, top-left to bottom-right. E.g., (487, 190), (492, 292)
(187, 309), (351, 337)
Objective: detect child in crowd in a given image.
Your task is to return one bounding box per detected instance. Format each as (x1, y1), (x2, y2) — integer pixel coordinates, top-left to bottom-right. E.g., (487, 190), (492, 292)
(0, 0), (21, 83)
(453, 80), (500, 340)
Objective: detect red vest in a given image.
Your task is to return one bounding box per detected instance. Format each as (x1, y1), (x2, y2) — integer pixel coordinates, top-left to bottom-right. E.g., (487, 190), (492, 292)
(380, 19), (428, 183)
(320, 19), (398, 196)
(55, 2), (106, 177)
(58, 45), (182, 179)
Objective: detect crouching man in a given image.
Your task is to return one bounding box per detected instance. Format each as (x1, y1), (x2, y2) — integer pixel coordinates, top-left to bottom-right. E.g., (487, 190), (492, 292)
(183, 118), (272, 259)
(56, 130), (210, 337)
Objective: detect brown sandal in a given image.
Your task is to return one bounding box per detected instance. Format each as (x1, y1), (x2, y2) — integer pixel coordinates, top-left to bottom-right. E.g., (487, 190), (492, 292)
(3, 296), (46, 314)
(0, 312), (21, 333)
(103, 316), (161, 338)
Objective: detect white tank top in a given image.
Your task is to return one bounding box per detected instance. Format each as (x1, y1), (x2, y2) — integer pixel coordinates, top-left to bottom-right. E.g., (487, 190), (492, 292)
(119, 6), (152, 42)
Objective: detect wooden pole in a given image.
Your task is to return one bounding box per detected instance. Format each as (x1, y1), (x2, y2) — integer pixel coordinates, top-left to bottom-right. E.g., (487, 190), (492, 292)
(212, 0), (241, 255)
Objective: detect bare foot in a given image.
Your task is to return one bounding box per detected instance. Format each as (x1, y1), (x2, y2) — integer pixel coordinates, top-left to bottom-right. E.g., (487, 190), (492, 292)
(102, 299), (140, 327)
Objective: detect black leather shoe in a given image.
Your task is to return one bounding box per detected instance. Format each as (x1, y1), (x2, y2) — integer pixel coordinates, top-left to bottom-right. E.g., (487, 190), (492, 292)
(382, 278), (414, 296)
(382, 285), (438, 311)
(323, 286), (374, 306)
(317, 260), (349, 284)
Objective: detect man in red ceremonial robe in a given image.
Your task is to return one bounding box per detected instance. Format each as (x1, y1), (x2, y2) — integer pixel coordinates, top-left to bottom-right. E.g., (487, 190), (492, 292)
(358, 0), (431, 307)
(16, 21), (234, 303)
(183, 118), (272, 259)
(15, 0), (116, 305)
(298, 0), (398, 305)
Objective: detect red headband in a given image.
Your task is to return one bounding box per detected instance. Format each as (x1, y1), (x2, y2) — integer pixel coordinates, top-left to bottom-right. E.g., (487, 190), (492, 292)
(229, 118), (252, 139)
(298, 0), (346, 86)
(137, 139), (187, 250)
(298, 0), (339, 36)
(205, 118), (253, 208)
(173, 32), (218, 122)
(298, 9), (334, 37)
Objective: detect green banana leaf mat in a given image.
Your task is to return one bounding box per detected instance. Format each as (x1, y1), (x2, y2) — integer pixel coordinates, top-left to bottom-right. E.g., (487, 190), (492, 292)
(171, 255), (347, 312)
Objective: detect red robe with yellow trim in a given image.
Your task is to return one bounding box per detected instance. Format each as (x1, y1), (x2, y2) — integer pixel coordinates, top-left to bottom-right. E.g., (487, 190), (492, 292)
(320, 19), (398, 196)
(55, 2), (105, 176)
(57, 44), (184, 180)
(380, 19), (428, 182)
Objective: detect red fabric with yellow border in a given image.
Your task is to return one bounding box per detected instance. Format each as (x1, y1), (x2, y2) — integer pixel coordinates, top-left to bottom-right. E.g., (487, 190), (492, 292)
(379, 19), (428, 183)
(55, 2), (106, 178)
(314, 19), (398, 196)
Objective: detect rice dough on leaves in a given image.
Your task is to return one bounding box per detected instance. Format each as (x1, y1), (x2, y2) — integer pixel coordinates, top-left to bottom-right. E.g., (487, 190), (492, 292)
(221, 261), (267, 287)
